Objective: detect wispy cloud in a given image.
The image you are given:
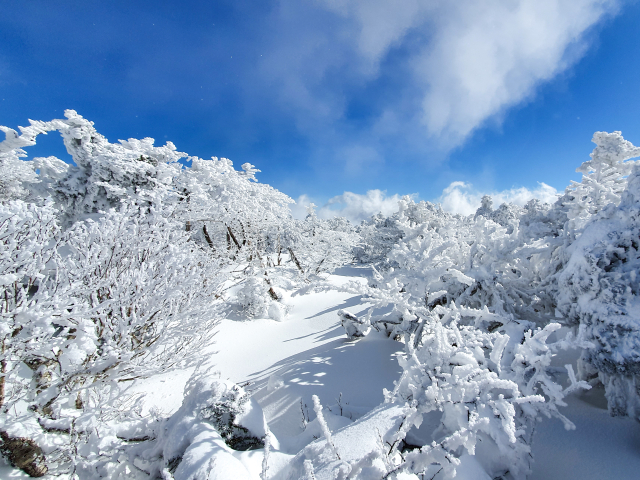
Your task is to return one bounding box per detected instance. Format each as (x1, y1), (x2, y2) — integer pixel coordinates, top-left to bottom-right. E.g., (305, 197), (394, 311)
(414, 0), (618, 146)
(0, 0), (619, 192)
(256, 0), (618, 164)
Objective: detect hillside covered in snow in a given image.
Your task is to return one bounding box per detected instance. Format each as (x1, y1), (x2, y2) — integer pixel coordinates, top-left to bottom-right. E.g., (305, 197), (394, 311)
(1, 112), (640, 479)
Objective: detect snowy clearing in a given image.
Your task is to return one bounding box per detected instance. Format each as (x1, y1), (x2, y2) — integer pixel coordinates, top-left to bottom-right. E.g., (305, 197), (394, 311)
(114, 267), (640, 480)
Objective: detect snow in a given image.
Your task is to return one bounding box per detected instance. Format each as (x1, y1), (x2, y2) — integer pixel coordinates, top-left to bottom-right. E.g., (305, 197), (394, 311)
(116, 267), (639, 479)
(530, 387), (640, 480)
(3, 115), (640, 479)
(273, 403), (407, 480)
(3, 267), (635, 479)
(135, 268), (403, 438)
(171, 424), (252, 480)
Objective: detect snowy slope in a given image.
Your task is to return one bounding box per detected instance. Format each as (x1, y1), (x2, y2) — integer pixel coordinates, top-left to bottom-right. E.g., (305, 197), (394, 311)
(4, 267), (638, 479)
(216, 268), (640, 480)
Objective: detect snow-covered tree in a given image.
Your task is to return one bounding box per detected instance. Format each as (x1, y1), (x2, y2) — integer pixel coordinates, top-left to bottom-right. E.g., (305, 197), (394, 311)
(1, 111), (186, 223)
(353, 212), (403, 266)
(475, 196), (523, 234)
(174, 157), (293, 263)
(556, 165), (640, 420)
(1, 111), (297, 263)
(283, 205), (359, 280)
(49, 111), (185, 224)
(561, 131), (640, 232)
(0, 121), (55, 201)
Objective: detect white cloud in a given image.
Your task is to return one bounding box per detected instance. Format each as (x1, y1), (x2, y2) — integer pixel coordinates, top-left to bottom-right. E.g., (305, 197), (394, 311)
(292, 182), (559, 221)
(290, 190), (408, 223)
(437, 181), (559, 216)
(290, 194), (314, 220)
(415, 0), (618, 146)
(257, 0), (618, 159)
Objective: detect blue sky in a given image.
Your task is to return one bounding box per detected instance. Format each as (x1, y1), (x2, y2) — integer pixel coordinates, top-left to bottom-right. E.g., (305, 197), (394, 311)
(2, 0), (640, 220)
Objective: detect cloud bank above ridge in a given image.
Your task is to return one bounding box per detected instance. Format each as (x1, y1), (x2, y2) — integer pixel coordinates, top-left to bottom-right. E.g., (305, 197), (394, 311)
(437, 181), (559, 216)
(292, 182), (559, 223)
(291, 190), (409, 223)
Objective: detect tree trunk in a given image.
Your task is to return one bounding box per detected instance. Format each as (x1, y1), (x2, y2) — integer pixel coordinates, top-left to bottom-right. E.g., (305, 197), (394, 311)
(288, 248), (304, 274)
(227, 226), (241, 249)
(264, 274), (279, 301)
(0, 338), (5, 409)
(202, 225), (215, 250)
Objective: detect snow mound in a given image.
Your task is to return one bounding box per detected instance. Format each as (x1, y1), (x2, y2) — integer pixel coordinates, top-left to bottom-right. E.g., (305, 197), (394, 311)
(274, 403), (405, 480)
(148, 376), (277, 479)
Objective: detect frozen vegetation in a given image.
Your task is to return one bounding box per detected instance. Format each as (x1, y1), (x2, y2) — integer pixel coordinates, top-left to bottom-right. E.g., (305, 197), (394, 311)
(1, 112), (640, 479)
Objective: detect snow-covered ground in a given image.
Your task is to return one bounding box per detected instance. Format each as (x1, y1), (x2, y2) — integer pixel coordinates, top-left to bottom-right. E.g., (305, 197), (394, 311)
(138, 267), (640, 479)
(4, 267), (638, 479)
(530, 384), (640, 479)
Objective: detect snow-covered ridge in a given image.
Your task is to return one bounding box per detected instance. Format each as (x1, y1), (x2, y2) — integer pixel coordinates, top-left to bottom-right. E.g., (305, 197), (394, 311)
(1, 113), (640, 479)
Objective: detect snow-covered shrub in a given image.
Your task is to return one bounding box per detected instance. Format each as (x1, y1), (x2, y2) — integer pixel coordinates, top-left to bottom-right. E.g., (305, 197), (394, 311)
(475, 196), (523, 234)
(311, 395), (341, 462)
(0, 200), (61, 412)
(142, 376), (267, 479)
(58, 201), (221, 385)
(354, 196), (555, 326)
(561, 130), (640, 233)
(308, 303), (589, 479)
(0, 143), (38, 201)
(326, 302), (589, 479)
(283, 206), (359, 279)
(338, 310), (371, 340)
(378, 308), (588, 480)
(556, 165), (640, 420)
(196, 382), (266, 451)
(0, 120), (57, 201)
(517, 198), (565, 242)
(237, 275), (273, 319)
(353, 212), (403, 266)
(234, 266), (292, 320)
(0, 200), (224, 476)
(329, 193), (593, 477)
